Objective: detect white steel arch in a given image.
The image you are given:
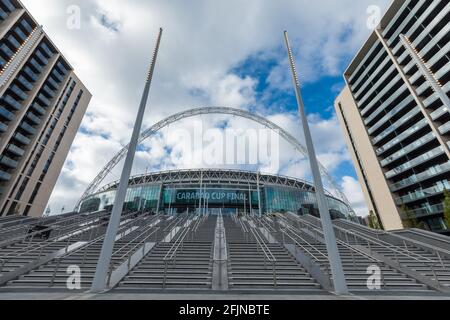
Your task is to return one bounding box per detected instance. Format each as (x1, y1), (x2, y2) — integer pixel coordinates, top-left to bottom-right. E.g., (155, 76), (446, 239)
(76, 107), (351, 209)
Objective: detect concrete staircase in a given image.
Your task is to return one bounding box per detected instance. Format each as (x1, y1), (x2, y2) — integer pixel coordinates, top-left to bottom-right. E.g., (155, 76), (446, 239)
(224, 216), (324, 293)
(115, 215), (216, 291)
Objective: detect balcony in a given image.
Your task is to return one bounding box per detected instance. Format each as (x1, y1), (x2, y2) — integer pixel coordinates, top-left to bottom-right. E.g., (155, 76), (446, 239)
(409, 204), (444, 219)
(20, 19), (33, 34)
(35, 50), (49, 66)
(10, 85), (28, 101)
(13, 132), (31, 145)
(22, 66), (38, 83)
(380, 132), (436, 168)
(42, 85), (55, 98)
(0, 106), (14, 121)
(52, 70), (64, 83)
(376, 118), (428, 156)
(26, 112), (41, 125)
(438, 121), (450, 135)
(3, 95), (22, 111)
(20, 122), (37, 135)
(47, 76), (60, 90)
(371, 103), (419, 144)
(17, 75), (33, 91)
(0, 169), (11, 182)
(431, 105), (449, 121)
(29, 59), (43, 73)
(385, 146), (445, 179)
(0, 155), (17, 169)
(40, 43), (53, 58)
(390, 161), (450, 192)
(37, 93), (51, 107)
(7, 144), (24, 157)
(31, 102), (46, 115)
(363, 83), (407, 125)
(0, 122), (7, 132)
(395, 180), (450, 205)
(0, 43), (14, 59)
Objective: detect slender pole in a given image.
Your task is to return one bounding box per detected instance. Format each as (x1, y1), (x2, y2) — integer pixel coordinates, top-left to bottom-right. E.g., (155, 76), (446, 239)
(283, 31), (348, 295)
(90, 28), (163, 293)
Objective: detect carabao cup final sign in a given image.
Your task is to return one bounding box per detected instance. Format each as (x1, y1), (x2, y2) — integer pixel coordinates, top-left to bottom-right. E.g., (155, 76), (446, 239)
(175, 190), (249, 204)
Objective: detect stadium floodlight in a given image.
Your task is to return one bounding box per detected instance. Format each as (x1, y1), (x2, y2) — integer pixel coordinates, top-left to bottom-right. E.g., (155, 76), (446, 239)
(90, 28), (163, 293)
(284, 31), (349, 295)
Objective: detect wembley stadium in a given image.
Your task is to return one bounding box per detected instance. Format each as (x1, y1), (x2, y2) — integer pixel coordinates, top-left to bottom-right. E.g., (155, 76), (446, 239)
(78, 169), (353, 221)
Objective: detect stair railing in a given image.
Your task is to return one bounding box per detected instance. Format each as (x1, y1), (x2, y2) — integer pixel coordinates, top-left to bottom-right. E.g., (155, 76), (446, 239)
(162, 226), (191, 289)
(248, 225), (277, 287)
(296, 215), (446, 288)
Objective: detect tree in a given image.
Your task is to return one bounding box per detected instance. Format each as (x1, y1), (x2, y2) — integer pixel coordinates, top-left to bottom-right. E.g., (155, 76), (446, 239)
(401, 203), (426, 230)
(368, 210), (381, 230)
(444, 189), (450, 230)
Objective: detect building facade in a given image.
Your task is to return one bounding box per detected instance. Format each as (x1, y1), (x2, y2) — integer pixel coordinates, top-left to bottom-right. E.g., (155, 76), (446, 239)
(335, 0), (449, 233)
(0, 0), (91, 217)
(78, 169), (354, 221)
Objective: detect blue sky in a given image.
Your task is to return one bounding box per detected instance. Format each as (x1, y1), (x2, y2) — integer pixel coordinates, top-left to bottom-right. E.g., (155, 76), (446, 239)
(20, 0), (391, 216)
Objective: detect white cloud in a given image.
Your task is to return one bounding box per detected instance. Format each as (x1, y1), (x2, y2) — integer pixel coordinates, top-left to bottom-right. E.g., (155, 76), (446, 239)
(18, 0), (390, 213)
(341, 176), (369, 217)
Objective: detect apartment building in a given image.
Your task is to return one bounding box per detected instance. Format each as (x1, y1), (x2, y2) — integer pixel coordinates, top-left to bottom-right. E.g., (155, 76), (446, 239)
(0, 0), (91, 217)
(335, 0), (449, 233)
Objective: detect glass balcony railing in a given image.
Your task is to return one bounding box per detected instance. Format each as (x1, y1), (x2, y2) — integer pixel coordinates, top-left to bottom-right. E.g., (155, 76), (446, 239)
(363, 84), (407, 125)
(31, 103), (46, 115)
(0, 107), (14, 121)
(385, 146), (445, 179)
(11, 85), (27, 101)
(7, 144), (24, 157)
(410, 204), (444, 219)
(360, 75), (403, 116)
(353, 56), (392, 99)
(40, 43), (53, 58)
(3, 95), (22, 111)
(431, 106), (449, 120)
(20, 122), (37, 135)
(0, 122), (7, 132)
(358, 65), (397, 108)
(17, 75), (33, 91)
(29, 59), (43, 73)
(47, 77), (60, 90)
(35, 50), (49, 66)
(439, 122), (450, 135)
(52, 70), (64, 83)
(390, 161), (450, 192)
(42, 85), (55, 98)
(26, 112), (41, 125)
(380, 132), (436, 167)
(23, 66), (38, 83)
(37, 93), (51, 107)
(0, 155), (18, 169)
(13, 132), (31, 145)
(395, 180), (450, 205)
(372, 107), (420, 144)
(376, 118), (428, 156)
(0, 169), (11, 182)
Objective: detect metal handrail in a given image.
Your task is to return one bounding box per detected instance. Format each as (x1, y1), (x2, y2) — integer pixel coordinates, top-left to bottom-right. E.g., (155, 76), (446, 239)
(48, 212), (153, 287)
(107, 227), (160, 286)
(1, 211), (139, 275)
(247, 224), (277, 287)
(162, 226), (191, 288)
(295, 215), (446, 287)
(0, 210), (109, 250)
(0, 217), (102, 264)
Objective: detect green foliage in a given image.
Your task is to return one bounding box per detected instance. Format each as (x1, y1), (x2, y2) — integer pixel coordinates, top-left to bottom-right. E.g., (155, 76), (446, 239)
(368, 210), (381, 230)
(401, 203), (424, 230)
(444, 189), (450, 230)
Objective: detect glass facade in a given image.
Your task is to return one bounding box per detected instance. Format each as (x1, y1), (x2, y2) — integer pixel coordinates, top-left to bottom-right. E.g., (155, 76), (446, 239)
(79, 178), (352, 220)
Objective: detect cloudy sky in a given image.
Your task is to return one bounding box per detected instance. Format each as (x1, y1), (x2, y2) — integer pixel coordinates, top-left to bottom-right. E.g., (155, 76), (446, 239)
(21, 0), (391, 216)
